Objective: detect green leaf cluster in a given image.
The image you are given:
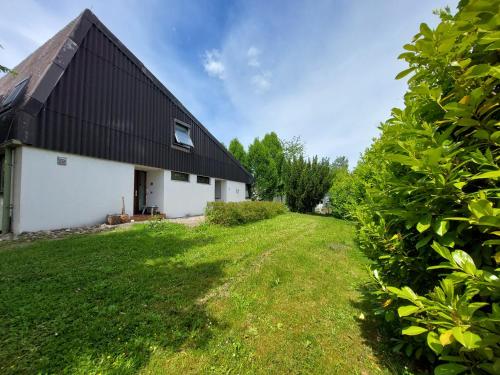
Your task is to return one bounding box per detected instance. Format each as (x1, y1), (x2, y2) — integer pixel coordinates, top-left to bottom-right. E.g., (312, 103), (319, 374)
(247, 132), (284, 200)
(354, 1), (500, 373)
(228, 138), (249, 170)
(327, 158), (363, 220)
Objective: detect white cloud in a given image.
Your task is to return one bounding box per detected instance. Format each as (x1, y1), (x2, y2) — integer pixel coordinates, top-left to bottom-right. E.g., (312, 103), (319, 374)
(247, 46), (261, 67)
(202, 49), (226, 80)
(251, 72), (271, 92)
(211, 0), (458, 165)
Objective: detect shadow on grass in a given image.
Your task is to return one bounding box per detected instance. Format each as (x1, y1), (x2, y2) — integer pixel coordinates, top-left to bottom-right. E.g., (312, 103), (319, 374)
(349, 284), (421, 375)
(0, 224), (226, 374)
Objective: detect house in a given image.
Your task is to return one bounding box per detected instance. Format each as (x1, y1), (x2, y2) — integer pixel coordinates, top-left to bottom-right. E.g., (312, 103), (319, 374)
(0, 9), (252, 234)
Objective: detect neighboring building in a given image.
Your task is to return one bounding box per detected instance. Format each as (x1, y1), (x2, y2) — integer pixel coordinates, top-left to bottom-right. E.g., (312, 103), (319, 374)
(314, 196), (331, 215)
(0, 9), (252, 234)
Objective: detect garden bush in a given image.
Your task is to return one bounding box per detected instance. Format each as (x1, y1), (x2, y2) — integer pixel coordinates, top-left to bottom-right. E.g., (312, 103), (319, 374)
(205, 201), (287, 226)
(353, 1), (500, 374)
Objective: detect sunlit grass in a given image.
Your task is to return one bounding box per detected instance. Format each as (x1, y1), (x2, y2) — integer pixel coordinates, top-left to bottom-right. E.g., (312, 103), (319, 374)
(0, 213), (400, 374)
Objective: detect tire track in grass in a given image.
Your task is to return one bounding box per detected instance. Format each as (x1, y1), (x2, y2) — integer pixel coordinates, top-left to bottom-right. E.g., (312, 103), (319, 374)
(196, 217), (318, 306)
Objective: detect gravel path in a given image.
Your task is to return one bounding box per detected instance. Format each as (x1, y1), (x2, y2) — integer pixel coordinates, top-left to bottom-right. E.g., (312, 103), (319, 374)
(167, 215), (205, 227)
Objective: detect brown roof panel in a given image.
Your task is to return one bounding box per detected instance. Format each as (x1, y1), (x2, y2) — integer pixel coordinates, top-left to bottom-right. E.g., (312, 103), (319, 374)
(0, 12), (82, 103)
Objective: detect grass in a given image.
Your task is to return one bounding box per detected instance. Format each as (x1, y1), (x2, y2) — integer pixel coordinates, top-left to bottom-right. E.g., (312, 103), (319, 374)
(0, 213), (401, 374)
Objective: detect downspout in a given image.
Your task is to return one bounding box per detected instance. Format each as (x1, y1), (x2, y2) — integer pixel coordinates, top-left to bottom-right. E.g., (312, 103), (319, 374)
(1, 140), (21, 234)
(2, 147), (12, 233)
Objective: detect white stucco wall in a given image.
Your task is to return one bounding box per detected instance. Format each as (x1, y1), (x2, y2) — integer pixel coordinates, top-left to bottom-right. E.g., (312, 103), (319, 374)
(8, 146), (249, 232)
(163, 173), (247, 218)
(164, 171), (214, 218)
(13, 146), (134, 233)
(224, 180), (246, 202)
(145, 169), (165, 213)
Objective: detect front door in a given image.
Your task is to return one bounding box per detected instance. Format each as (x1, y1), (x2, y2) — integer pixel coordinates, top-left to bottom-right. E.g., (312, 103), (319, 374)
(134, 170), (147, 214)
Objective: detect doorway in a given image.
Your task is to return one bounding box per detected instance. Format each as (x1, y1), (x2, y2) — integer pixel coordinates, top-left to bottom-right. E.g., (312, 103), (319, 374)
(134, 170), (147, 214)
(214, 180), (222, 201)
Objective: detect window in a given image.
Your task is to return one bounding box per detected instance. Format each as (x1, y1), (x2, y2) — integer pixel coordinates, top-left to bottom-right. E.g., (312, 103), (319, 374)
(174, 122), (194, 148)
(197, 175), (210, 184)
(2, 78), (29, 108)
(171, 171), (189, 182)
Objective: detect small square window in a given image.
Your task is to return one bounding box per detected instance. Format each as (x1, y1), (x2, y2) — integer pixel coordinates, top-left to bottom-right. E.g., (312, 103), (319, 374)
(171, 171), (189, 182)
(197, 175), (210, 184)
(174, 123), (194, 148)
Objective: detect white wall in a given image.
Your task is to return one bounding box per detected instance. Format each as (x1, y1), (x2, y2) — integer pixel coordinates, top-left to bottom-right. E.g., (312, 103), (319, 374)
(145, 169), (165, 213)
(224, 180), (246, 202)
(164, 171), (214, 218)
(9, 146), (249, 231)
(163, 173), (247, 218)
(13, 146), (134, 233)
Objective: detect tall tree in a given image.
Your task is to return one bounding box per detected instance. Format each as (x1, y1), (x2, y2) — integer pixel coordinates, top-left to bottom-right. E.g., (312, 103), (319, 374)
(284, 156), (331, 212)
(331, 156), (348, 171)
(261, 132), (285, 196)
(228, 138), (248, 169)
(282, 136), (305, 162)
(247, 137), (280, 200)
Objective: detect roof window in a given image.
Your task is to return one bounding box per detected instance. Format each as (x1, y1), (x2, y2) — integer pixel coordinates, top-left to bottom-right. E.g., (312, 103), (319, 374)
(2, 78), (29, 108)
(174, 123), (194, 148)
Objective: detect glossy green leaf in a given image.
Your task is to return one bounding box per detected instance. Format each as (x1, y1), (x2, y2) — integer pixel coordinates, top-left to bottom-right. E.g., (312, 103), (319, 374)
(427, 332), (443, 354)
(452, 250), (476, 275)
(402, 326), (428, 336)
(398, 305), (420, 317)
(435, 363), (468, 375)
(468, 199), (494, 218)
(431, 242), (452, 262)
(433, 220), (449, 236)
(451, 327), (481, 349)
(470, 170), (500, 180)
(395, 67), (416, 80)
(464, 64), (491, 79)
(417, 215), (432, 233)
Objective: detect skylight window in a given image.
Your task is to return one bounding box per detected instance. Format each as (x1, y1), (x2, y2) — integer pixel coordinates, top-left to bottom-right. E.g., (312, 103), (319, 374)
(2, 78), (29, 108)
(174, 123), (194, 148)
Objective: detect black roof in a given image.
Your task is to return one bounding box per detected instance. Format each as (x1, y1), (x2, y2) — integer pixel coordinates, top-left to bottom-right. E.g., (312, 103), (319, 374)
(0, 9), (252, 184)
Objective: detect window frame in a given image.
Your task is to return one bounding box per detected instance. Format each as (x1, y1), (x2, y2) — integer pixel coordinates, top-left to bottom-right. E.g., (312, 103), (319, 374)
(172, 119), (194, 152)
(197, 175), (210, 185)
(171, 171), (190, 182)
(1, 77), (29, 109)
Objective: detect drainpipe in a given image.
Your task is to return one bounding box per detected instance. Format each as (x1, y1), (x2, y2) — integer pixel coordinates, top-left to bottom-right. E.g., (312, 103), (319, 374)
(1, 139), (21, 234)
(2, 147), (12, 234)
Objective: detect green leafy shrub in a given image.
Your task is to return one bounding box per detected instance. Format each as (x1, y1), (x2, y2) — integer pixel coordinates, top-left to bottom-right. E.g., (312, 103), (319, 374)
(328, 168), (361, 220)
(354, 1), (500, 373)
(205, 201), (287, 226)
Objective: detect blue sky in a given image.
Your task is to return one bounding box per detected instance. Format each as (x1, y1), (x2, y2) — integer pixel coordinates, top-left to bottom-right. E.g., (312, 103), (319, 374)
(0, 0), (457, 166)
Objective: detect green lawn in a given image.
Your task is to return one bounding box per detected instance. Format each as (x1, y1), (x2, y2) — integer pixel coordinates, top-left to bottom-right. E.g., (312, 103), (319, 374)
(0, 213), (398, 374)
